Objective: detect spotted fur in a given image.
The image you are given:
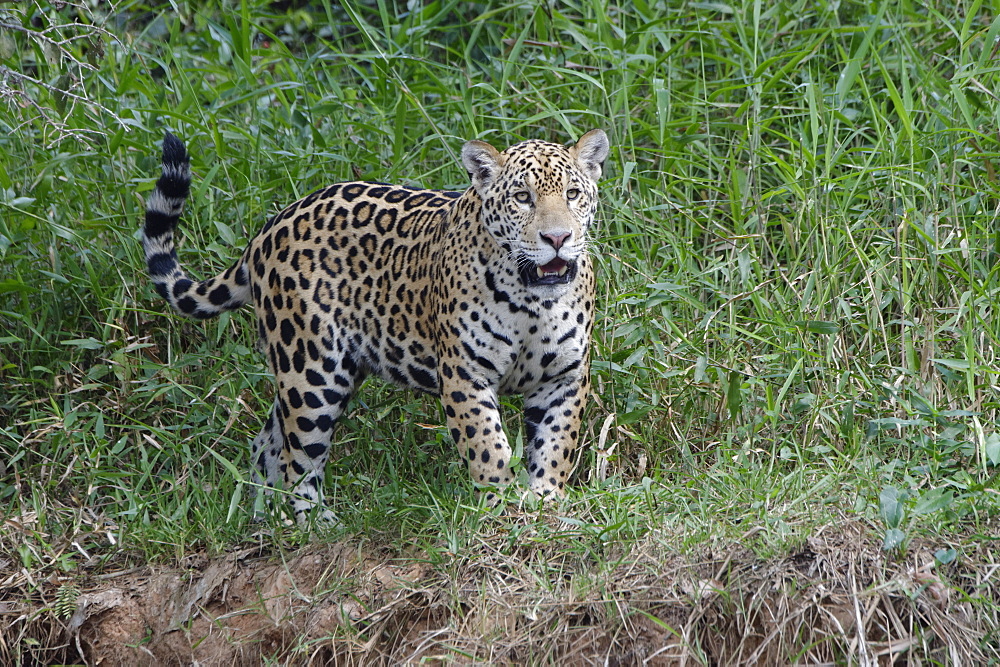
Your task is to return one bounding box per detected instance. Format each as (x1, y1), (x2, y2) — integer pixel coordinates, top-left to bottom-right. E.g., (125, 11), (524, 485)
(143, 130), (610, 522)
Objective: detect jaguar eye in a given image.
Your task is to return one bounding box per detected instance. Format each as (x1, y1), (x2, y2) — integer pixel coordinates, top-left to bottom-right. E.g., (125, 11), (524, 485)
(566, 188), (580, 201)
(513, 191), (532, 204)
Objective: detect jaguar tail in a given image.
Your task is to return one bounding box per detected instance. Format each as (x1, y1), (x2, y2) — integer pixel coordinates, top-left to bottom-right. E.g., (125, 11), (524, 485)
(142, 132), (251, 319)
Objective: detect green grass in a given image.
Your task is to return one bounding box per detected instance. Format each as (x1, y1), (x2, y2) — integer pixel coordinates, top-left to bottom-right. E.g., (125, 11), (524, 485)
(2, 0), (1000, 661)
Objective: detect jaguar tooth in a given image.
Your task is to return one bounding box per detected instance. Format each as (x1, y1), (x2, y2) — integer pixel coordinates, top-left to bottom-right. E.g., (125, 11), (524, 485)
(557, 265), (568, 276)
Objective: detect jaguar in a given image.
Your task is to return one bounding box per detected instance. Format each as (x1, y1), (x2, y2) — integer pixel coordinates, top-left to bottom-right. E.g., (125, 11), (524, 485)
(143, 129), (609, 522)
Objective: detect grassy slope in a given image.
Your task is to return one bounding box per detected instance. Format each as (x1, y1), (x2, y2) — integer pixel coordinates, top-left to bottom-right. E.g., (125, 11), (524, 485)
(1, 0), (999, 661)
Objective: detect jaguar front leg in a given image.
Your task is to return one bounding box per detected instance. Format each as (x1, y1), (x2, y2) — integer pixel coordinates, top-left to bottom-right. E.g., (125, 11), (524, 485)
(523, 373), (589, 498)
(440, 367), (516, 498)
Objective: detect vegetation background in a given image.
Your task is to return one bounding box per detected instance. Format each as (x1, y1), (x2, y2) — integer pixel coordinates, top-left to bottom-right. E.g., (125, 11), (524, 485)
(1, 0), (998, 663)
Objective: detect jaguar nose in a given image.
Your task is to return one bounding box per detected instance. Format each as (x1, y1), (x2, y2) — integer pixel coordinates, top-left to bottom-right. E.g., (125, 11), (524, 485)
(540, 230), (571, 250)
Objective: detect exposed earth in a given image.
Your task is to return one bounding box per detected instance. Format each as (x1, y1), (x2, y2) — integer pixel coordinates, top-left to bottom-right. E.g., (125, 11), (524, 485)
(3, 515), (996, 665)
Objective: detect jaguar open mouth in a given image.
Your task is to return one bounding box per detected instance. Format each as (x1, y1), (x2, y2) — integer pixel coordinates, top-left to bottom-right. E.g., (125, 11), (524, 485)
(520, 257), (577, 287)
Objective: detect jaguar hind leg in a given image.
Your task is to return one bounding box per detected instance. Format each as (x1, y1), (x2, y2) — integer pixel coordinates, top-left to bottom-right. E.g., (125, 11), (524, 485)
(259, 348), (362, 525)
(250, 402), (283, 509)
(250, 395), (344, 525)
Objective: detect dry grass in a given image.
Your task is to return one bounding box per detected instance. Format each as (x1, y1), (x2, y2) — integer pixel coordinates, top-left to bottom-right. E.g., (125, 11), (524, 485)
(3, 513), (996, 665)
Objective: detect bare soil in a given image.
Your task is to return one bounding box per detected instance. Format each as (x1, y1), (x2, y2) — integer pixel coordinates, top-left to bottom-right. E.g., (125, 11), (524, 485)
(3, 518), (998, 665)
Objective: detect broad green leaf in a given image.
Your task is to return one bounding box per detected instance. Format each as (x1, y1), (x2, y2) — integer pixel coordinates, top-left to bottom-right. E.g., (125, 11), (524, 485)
(799, 320), (839, 335)
(985, 433), (1000, 467)
(934, 549), (958, 566)
(932, 358), (971, 370)
(882, 528), (906, 551)
(912, 488), (954, 515)
(879, 487), (905, 529)
(726, 370), (742, 420)
(61, 338), (103, 350)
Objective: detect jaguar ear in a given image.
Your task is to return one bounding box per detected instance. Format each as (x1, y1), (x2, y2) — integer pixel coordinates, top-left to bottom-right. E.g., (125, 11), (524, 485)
(461, 140), (504, 193)
(571, 129), (610, 183)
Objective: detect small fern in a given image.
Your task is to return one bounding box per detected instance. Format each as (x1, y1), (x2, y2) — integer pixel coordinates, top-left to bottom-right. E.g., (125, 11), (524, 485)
(54, 584), (81, 619)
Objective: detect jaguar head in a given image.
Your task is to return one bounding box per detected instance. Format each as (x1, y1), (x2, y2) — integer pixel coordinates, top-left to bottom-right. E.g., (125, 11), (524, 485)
(462, 130), (609, 292)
